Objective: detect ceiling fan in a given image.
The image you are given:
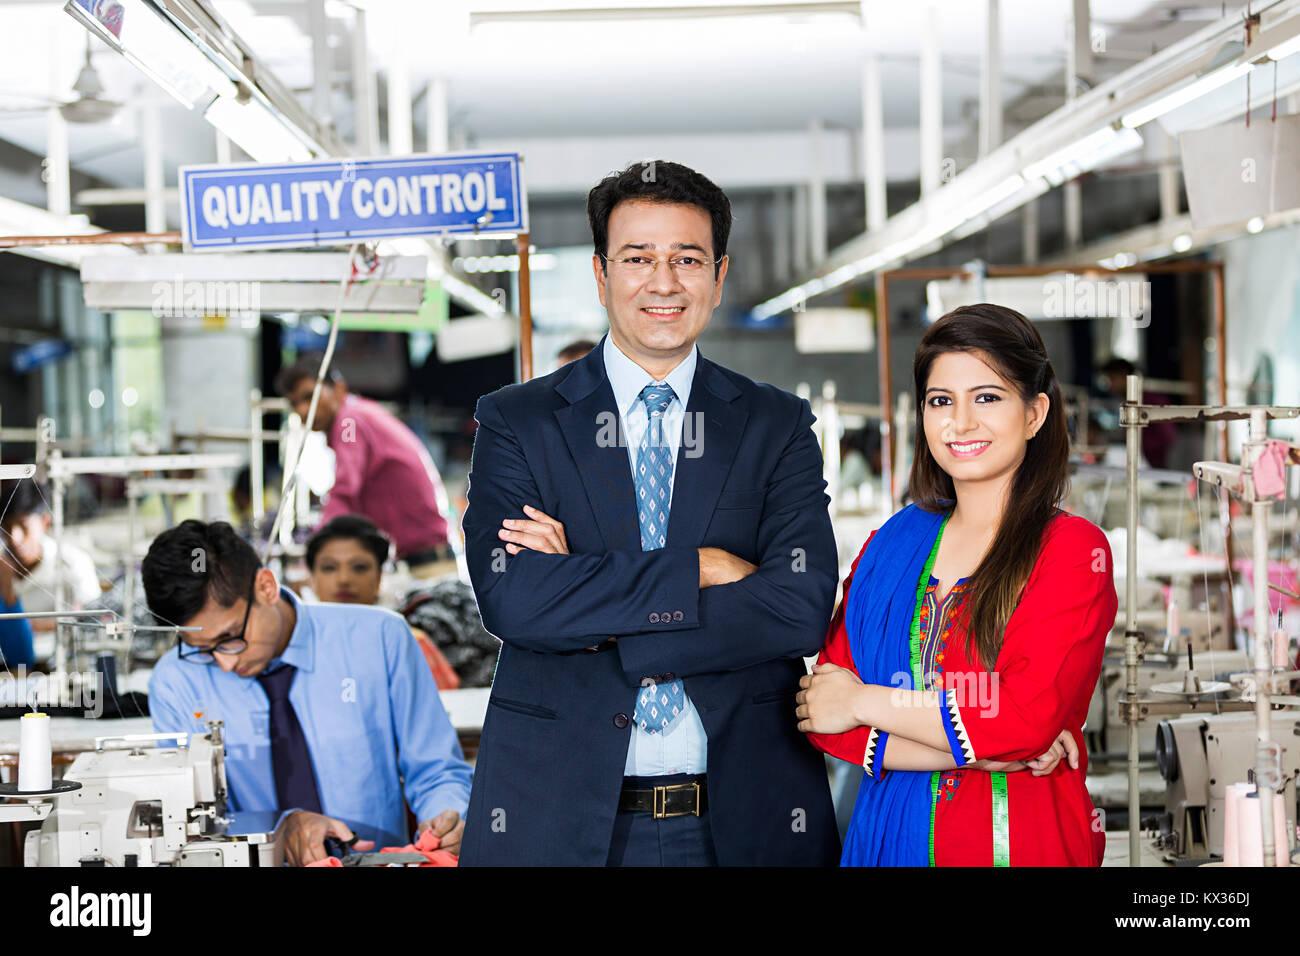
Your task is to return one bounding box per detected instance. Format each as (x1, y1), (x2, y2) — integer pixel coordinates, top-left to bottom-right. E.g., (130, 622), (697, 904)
(59, 37), (123, 124)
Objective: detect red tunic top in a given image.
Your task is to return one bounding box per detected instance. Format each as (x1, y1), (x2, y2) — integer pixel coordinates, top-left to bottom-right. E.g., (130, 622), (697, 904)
(808, 513), (1116, 866)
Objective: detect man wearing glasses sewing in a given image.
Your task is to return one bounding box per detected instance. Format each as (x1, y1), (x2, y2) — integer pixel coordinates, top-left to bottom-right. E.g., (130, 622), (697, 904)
(142, 519), (471, 865)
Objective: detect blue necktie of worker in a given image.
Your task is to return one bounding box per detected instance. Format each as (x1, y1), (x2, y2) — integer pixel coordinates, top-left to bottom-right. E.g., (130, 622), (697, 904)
(633, 382), (686, 734)
(257, 664), (323, 814)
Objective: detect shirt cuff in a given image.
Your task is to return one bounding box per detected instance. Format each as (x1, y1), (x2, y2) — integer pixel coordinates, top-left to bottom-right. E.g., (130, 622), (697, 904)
(941, 687), (976, 766)
(863, 728), (888, 779)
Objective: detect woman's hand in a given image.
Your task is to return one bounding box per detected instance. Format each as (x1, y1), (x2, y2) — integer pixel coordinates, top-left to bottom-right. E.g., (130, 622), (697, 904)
(1026, 729), (1079, 777)
(795, 662), (867, 735)
(969, 731), (1077, 775)
(498, 505), (568, 554)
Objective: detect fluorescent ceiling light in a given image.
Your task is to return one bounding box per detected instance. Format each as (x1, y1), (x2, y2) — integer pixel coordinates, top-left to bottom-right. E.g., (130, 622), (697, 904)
(1121, 61), (1254, 129)
(204, 94), (314, 162)
(64, 0), (235, 110)
(1267, 33), (1300, 61)
(1023, 126), (1143, 187)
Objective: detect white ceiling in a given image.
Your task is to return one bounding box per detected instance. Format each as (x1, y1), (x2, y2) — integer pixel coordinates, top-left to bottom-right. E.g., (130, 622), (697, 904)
(0, 0), (1229, 200)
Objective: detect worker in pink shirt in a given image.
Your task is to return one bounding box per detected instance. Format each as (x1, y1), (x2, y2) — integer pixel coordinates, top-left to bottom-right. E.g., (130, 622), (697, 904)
(276, 360), (455, 579)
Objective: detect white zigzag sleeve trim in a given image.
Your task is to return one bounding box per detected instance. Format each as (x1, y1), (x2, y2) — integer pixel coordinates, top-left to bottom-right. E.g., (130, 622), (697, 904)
(945, 687), (977, 764)
(863, 727), (881, 778)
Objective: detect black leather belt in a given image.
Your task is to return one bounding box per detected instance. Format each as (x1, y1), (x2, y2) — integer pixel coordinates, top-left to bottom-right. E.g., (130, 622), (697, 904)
(404, 544), (454, 565)
(618, 776), (707, 818)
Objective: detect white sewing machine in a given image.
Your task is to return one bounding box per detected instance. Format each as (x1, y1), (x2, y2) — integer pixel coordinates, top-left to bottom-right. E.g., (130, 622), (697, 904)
(1154, 711), (1300, 862)
(25, 721), (282, 867)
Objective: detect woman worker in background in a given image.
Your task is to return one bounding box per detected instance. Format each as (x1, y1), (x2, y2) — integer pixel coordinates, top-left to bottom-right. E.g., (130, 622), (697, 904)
(797, 304), (1117, 866)
(306, 515), (459, 691)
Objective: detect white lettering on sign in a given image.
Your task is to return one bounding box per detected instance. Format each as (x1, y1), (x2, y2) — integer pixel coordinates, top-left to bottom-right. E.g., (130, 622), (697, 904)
(195, 168), (511, 232)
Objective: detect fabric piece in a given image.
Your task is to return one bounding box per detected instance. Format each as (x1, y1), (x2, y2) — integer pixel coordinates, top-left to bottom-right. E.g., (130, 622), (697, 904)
(631, 382), (686, 735)
(257, 663), (324, 815)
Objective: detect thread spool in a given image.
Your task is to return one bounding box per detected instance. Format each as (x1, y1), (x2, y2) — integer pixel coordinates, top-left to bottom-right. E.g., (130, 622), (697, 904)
(95, 651), (118, 699)
(1166, 598), (1180, 641)
(1274, 612), (1291, 670)
(1235, 789), (1289, 867)
(1223, 782), (1252, 866)
(17, 712), (51, 792)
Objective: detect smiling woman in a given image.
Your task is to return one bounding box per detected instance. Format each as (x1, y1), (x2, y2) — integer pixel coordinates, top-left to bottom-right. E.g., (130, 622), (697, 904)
(796, 304), (1117, 867)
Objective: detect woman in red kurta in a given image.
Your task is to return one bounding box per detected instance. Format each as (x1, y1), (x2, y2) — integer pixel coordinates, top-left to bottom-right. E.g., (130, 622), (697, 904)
(796, 304), (1117, 866)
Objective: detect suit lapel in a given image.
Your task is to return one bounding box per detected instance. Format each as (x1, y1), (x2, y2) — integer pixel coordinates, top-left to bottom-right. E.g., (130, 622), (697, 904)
(554, 348), (641, 551)
(666, 357), (748, 548)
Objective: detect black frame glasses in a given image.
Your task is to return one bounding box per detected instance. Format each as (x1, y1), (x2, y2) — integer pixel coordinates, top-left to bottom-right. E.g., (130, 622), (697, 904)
(178, 577), (256, 665)
(599, 252), (723, 278)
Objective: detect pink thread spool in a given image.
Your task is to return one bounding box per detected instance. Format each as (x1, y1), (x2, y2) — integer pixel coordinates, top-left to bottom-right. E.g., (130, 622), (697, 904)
(1235, 789), (1290, 867)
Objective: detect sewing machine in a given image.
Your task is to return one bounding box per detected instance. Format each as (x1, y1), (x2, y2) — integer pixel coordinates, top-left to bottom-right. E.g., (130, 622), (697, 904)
(1088, 647), (1251, 755)
(25, 721), (282, 867)
(1153, 711), (1300, 862)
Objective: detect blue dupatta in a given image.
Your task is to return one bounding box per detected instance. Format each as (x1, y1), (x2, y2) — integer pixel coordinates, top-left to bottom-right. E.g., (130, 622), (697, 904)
(840, 503), (948, 867)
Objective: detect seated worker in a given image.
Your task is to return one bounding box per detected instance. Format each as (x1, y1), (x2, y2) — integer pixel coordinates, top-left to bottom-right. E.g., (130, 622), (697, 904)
(306, 514), (460, 690)
(275, 360), (456, 579)
(0, 480), (103, 666)
(142, 520), (471, 866)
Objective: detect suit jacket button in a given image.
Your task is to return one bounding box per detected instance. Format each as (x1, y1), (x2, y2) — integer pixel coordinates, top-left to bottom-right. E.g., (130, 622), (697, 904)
(648, 612), (660, 624)
(672, 610), (684, 622)
(613, 713), (629, 729)
(663, 672), (675, 682)
(660, 610), (671, 622)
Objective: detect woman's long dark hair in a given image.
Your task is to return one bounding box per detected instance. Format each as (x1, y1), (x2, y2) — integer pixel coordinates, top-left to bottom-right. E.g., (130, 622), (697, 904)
(908, 304), (1070, 670)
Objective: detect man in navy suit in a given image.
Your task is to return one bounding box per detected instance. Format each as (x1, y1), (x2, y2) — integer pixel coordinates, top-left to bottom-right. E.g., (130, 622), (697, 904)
(460, 160), (840, 866)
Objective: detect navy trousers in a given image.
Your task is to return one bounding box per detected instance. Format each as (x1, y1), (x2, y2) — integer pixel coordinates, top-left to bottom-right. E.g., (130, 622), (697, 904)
(606, 775), (718, 867)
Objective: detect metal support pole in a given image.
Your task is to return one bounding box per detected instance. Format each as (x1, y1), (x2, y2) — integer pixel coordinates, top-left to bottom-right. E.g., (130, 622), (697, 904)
(978, 0), (1002, 158)
(919, 1), (942, 196)
(862, 52), (886, 232)
(250, 390), (264, 525)
(1248, 408), (1278, 865)
(352, 5), (377, 155)
(876, 271), (894, 511)
(518, 233), (533, 381)
(1125, 372), (1143, 866)
(426, 76), (449, 154)
(809, 118), (827, 266)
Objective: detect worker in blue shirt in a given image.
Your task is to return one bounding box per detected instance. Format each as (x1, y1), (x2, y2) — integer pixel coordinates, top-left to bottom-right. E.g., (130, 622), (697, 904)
(142, 520), (472, 866)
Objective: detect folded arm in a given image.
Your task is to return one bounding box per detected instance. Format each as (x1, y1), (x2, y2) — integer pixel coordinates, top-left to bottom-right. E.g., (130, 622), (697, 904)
(462, 394), (701, 653)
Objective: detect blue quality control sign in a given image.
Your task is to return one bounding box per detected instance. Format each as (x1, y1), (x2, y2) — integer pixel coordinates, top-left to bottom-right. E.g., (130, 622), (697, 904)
(180, 152), (527, 251)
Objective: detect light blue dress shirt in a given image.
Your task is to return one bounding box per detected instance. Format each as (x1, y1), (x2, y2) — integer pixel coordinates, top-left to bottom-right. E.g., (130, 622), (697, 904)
(603, 334), (708, 776)
(149, 587), (472, 846)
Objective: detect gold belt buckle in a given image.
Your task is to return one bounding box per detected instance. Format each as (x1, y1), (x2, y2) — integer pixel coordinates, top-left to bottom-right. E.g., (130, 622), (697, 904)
(652, 781), (700, 819)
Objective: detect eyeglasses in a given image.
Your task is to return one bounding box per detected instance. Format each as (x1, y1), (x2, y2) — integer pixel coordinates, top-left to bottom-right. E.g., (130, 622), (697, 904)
(600, 253), (722, 279)
(178, 578), (255, 665)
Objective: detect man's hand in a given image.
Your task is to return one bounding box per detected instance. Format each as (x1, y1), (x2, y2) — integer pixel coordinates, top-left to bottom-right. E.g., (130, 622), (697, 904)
(795, 662), (867, 735)
(417, 809), (465, 856)
(498, 505), (568, 554)
(698, 547), (757, 589)
(280, 810), (373, 867)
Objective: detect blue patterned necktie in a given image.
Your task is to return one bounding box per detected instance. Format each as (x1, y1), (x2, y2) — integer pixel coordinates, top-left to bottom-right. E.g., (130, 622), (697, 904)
(633, 382), (686, 734)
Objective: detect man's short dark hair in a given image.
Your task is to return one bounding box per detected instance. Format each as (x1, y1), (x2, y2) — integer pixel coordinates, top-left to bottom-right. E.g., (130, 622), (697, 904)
(556, 339), (597, 364)
(274, 357), (341, 398)
(587, 160), (732, 278)
(142, 520), (261, 627)
(0, 480), (49, 534)
(306, 514), (391, 571)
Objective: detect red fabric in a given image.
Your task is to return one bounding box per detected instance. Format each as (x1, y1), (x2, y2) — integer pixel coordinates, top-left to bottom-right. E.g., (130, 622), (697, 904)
(324, 394), (449, 558)
(378, 828), (459, 867)
(807, 515), (1115, 866)
(413, 628), (461, 690)
(306, 830), (457, 867)
(805, 532), (877, 768)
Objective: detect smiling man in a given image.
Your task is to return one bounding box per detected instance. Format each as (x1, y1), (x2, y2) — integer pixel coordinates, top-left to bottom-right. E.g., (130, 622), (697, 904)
(142, 519), (471, 865)
(459, 161), (840, 866)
